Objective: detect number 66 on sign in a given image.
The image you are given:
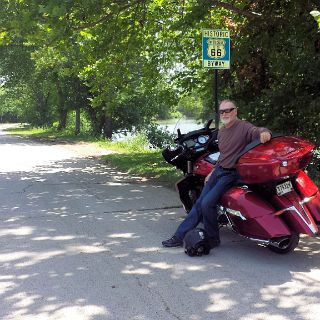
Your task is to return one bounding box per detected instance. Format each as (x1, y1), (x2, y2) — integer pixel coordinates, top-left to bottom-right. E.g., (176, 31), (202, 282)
(202, 29), (230, 69)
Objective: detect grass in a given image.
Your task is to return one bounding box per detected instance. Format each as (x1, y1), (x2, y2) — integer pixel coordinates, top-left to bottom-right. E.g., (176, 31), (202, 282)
(6, 125), (183, 188)
(7, 124), (318, 187)
(5, 125), (96, 142)
(102, 150), (182, 185)
(97, 134), (183, 187)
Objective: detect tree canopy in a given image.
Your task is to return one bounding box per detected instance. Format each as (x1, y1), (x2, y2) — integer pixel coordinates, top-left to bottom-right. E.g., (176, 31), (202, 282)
(0, 0), (319, 142)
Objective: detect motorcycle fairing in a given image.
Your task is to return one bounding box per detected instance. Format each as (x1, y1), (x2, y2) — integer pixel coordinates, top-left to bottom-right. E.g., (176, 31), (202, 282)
(193, 154), (215, 176)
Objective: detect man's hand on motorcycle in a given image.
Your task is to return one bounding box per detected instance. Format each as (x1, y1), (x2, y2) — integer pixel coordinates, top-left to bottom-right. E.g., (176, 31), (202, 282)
(260, 131), (272, 144)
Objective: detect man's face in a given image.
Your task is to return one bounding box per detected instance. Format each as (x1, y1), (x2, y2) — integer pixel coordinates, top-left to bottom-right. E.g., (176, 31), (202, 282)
(219, 102), (237, 125)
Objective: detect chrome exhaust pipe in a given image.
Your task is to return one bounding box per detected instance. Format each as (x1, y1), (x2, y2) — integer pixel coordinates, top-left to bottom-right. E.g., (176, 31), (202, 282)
(244, 236), (291, 248)
(268, 237), (291, 249)
(246, 237), (270, 246)
(241, 236), (294, 249)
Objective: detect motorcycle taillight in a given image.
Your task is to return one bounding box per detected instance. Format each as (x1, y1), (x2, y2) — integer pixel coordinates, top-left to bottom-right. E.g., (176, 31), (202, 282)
(295, 170), (318, 198)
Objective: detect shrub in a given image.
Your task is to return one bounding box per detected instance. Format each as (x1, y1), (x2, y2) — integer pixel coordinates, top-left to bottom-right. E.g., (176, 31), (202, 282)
(143, 123), (175, 149)
(308, 149), (320, 187)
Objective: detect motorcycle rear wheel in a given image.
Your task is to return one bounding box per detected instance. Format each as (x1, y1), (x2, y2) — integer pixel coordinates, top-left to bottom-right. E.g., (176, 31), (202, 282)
(268, 233), (300, 254)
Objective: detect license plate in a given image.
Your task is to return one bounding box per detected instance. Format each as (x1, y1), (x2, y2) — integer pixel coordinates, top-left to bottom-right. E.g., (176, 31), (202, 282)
(276, 181), (293, 196)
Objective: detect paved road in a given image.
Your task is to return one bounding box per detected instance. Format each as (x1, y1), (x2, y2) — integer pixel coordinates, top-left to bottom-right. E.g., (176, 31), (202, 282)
(0, 124), (320, 320)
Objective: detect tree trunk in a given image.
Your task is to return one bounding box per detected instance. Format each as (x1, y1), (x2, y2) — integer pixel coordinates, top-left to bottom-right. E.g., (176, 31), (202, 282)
(84, 105), (100, 136)
(101, 115), (113, 139)
(84, 104), (113, 138)
(75, 106), (80, 135)
(56, 82), (67, 131)
(58, 109), (68, 131)
(36, 91), (50, 127)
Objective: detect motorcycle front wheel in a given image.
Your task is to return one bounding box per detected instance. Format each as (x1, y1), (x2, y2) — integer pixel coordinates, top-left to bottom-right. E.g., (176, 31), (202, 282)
(268, 233), (300, 254)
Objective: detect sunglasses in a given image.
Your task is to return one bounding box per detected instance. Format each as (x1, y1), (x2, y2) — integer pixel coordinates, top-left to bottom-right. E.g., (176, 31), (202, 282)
(219, 107), (236, 115)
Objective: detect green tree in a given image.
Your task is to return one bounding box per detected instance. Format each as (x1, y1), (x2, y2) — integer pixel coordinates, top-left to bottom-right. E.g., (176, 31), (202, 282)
(1, 0), (320, 144)
(229, 1), (320, 143)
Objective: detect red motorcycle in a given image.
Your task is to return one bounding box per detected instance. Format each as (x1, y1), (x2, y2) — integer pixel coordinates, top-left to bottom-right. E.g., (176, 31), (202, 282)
(162, 120), (320, 253)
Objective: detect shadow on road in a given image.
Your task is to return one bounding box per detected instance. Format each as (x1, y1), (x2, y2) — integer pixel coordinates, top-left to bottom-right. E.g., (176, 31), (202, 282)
(0, 137), (320, 320)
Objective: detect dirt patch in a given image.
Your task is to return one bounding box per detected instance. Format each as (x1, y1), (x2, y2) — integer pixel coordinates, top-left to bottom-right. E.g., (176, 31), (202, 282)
(57, 141), (116, 158)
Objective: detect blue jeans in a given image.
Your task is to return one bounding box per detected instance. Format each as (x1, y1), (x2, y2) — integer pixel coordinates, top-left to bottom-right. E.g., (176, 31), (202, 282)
(175, 166), (238, 241)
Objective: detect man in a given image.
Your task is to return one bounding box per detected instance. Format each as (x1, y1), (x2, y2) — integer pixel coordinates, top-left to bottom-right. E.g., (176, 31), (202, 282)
(162, 99), (272, 249)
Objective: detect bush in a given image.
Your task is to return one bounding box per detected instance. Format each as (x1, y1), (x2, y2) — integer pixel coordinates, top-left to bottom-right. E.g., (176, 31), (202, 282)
(308, 149), (320, 187)
(143, 123), (175, 149)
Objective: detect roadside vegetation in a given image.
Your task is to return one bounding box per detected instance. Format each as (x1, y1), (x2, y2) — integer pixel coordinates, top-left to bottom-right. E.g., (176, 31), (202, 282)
(98, 132), (183, 186)
(6, 124), (183, 188)
(7, 123), (320, 188)
(1, 1), (320, 186)
(1, 1), (320, 146)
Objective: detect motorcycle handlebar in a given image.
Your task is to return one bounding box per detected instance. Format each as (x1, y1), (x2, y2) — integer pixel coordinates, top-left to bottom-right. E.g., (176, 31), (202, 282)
(170, 145), (188, 162)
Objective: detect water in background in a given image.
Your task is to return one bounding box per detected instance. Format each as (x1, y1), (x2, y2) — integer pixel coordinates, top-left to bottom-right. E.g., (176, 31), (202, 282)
(112, 118), (203, 141)
(157, 118), (204, 135)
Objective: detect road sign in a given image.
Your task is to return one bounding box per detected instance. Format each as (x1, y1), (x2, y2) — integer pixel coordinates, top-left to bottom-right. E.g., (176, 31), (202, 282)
(202, 29), (230, 69)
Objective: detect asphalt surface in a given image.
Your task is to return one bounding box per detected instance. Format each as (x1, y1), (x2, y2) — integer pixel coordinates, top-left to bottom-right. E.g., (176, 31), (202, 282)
(0, 124), (320, 320)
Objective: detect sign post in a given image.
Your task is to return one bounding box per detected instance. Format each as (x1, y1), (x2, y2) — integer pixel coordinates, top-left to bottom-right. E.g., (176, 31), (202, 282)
(202, 29), (230, 128)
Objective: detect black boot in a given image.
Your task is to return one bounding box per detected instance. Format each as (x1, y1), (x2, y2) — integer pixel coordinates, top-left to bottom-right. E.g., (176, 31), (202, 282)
(162, 235), (183, 247)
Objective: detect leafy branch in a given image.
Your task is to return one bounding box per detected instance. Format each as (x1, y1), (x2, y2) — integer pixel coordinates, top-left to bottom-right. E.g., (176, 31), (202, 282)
(72, 1), (140, 31)
(210, 1), (262, 19)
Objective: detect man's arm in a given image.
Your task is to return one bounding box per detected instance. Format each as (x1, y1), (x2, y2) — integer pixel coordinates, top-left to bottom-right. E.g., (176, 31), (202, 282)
(246, 122), (272, 144)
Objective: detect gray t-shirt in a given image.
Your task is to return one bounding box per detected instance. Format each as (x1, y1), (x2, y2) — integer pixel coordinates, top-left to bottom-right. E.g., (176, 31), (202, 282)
(217, 119), (271, 169)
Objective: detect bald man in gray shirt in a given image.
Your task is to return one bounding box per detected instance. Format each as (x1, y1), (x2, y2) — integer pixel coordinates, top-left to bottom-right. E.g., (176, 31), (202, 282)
(162, 99), (272, 250)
